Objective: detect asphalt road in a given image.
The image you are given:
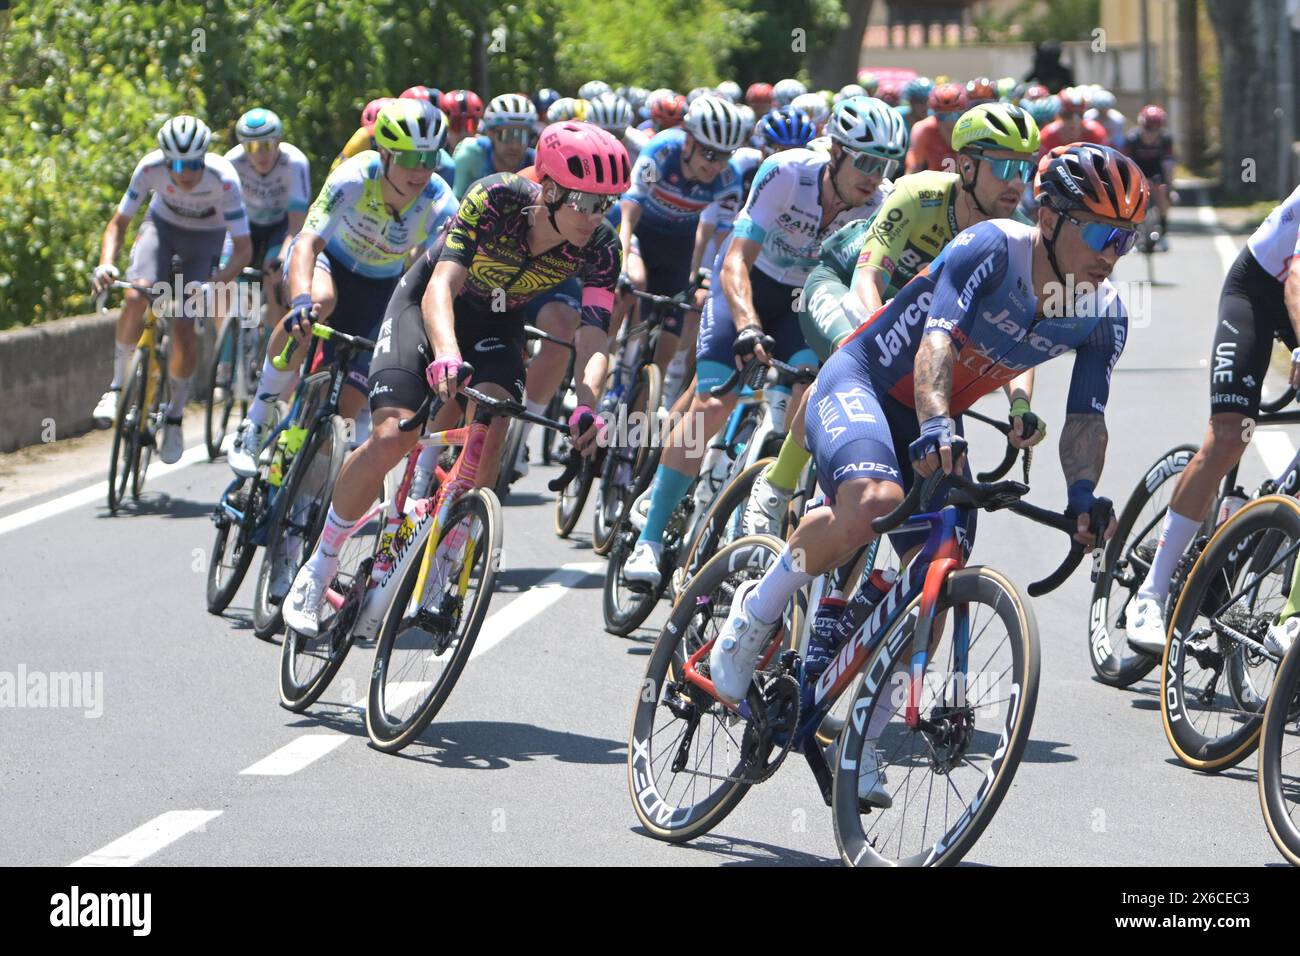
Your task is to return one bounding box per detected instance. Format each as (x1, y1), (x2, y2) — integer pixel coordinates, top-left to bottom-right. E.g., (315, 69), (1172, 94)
(1, 203), (1292, 867)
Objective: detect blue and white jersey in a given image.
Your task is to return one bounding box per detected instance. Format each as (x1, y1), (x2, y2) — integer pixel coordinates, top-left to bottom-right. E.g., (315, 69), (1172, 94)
(224, 142), (311, 226)
(623, 128), (745, 236)
(118, 149), (248, 236)
(841, 219), (1128, 415)
(727, 147), (884, 286)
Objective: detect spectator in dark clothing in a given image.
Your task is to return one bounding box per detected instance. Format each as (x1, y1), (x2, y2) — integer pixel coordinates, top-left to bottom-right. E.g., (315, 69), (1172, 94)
(1024, 41), (1075, 94)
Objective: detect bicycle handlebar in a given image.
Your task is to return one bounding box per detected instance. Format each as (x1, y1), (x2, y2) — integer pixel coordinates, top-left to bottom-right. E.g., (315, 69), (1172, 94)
(272, 322), (376, 371)
(523, 324), (577, 352)
(870, 440), (1113, 596)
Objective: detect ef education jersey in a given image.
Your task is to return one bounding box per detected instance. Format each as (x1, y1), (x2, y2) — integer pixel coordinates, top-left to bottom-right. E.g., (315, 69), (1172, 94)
(840, 219), (1128, 415)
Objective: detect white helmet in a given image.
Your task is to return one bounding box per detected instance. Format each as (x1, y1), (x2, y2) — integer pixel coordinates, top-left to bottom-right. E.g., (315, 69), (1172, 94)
(483, 92), (537, 129)
(827, 96), (908, 160)
(578, 80), (611, 100)
(684, 95), (748, 151)
(686, 86), (713, 105)
(772, 78), (807, 107)
(587, 92), (634, 134)
(715, 80), (742, 103)
(157, 114), (211, 161)
(735, 103), (756, 136)
(623, 86), (649, 112)
(791, 91), (829, 125)
(1090, 88), (1116, 112)
(835, 84), (866, 103)
(235, 108), (283, 143)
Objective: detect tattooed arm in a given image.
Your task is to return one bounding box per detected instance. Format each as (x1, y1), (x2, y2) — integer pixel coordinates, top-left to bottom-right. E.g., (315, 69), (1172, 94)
(1059, 413), (1107, 485)
(913, 331), (957, 421)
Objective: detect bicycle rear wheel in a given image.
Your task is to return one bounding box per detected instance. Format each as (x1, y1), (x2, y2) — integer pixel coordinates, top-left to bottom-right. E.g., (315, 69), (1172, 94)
(366, 487), (502, 751)
(107, 348), (148, 515)
(1258, 641), (1300, 866)
(1162, 495), (1297, 772)
(593, 364), (661, 555)
(831, 565), (1040, 867)
(493, 417), (526, 504)
(205, 315), (239, 459)
(678, 457), (775, 594)
(206, 476), (265, 614)
(554, 451), (596, 538)
(132, 342), (167, 501)
(627, 534), (786, 843)
(252, 414), (349, 638)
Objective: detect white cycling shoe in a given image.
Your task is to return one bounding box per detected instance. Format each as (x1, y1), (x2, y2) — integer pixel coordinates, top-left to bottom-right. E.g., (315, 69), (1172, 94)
(229, 418), (267, 477)
(159, 417), (184, 464)
(823, 738), (893, 809)
(1126, 596), (1168, 657)
(1265, 616), (1300, 658)
(282, 564), (328, 636)
(741, 466), (793, 537)
(627, 488), (652, 532)
(623, 539), (662, 588)
(708, 579), (780, 706)
(92, 388), (121, 429)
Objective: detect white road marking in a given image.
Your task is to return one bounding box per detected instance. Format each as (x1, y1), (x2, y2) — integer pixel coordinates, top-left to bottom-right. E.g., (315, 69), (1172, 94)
(1254, 428), (1299, 480)
(1195, 204), (1241, 275)
(468, 561), (604, 661)
(70, 809), (222, 867)
(238, 734), (350, 775)
(0, 443), (209, 537)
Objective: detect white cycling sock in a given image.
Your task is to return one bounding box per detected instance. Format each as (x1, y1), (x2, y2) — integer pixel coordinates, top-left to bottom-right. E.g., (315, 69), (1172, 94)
(747, 545), (813, 624)
(517, 398), (548, 453)
(110, 341), (132, 390)
(167, 374), (192, 418)
(304, 505), (359, 582)
(1138, 509), (1202, 604)
(246, 360), (295, 427)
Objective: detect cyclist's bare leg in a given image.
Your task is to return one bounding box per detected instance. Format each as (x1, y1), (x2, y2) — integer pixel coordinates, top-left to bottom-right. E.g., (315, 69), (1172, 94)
(785, 476), (905, 580)
(525, 301), (580, 405)
(659, 387), (736, 473)
(1167, 412), (1250, 522)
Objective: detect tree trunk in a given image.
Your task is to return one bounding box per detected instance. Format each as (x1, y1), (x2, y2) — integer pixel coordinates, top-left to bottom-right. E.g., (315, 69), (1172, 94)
(810, 0), (874, 90)
(1205, 0), (1281, 201)
(1176, 0), (1205, 173)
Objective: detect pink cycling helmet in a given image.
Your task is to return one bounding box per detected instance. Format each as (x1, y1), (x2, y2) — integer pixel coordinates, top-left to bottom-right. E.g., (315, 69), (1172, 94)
(535, 121), (631, 195)
(361, 97), (397, 134)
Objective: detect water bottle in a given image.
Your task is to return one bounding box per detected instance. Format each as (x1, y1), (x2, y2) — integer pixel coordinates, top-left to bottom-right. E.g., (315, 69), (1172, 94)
(829, 568), (899, 649)
(802, 568), (897, 713)
(1216, 487), (1247, 527)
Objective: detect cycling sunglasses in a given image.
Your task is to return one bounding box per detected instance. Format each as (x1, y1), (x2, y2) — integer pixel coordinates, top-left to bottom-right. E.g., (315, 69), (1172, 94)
(390, 149), (441, 170)
(243, 139), (279, 155)
(972, 153), (1036, 182)
(845, 149), (899, 179)
(1063, 211), (1139, 255)
(492, 126), (533, 146)
(697, 145), (734, 164)
(169, 158), (204, 172)
(560, 188), (618, 215)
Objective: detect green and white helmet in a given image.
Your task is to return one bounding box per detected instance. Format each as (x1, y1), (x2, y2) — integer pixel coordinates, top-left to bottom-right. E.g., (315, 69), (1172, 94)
(373, 99), (448, 152)
(826, 96), (908, 160)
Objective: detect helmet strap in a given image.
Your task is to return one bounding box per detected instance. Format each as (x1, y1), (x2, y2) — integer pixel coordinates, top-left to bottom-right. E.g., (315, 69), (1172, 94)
(825, 151), (852, 212)
(380, 151), (417, 205)
(959, 154), (997, 219)
(1042, 207), (1070, 289)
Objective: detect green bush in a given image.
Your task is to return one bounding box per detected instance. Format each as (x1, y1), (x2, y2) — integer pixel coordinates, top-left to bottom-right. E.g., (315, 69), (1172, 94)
(0, 0), (757, 329)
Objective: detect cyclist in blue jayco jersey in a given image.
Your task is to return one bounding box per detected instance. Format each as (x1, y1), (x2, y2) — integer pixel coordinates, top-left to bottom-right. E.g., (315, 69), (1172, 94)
(704, 146), (1149, 800)
(624, 97), (909, 586)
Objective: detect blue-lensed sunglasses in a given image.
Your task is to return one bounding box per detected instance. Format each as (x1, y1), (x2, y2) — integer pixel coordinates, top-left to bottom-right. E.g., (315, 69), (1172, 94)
(169, 158), (204, 172)
(972, 153), (1036, 183)
(1063, 211), (1139, 255)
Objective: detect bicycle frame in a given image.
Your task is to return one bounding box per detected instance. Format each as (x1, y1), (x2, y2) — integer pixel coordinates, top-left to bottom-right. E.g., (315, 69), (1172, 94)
(681, 504), (972, 747)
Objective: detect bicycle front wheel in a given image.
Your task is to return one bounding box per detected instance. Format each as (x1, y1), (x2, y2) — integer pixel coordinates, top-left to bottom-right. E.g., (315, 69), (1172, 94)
(366, 487), (502, 752)
(206, 476), (264, 614)
(832, 565), (1040, 867)
(107, 348), (149, 515)
(554, 452), (596, 538)
(1162, 495), (1297, 772)
(205, 315), (239, 459)
(1258, 641), (1300, 865)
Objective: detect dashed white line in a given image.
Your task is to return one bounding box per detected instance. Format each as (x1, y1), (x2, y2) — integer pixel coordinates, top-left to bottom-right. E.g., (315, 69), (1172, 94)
(1195, 204), (1241, 275)
(239, 734), (350, 775)
(0, 443), (209, 538)
(466, 561), (604, 661)
(70, 810), (222, 867)
(1253, 428), (1299, 479)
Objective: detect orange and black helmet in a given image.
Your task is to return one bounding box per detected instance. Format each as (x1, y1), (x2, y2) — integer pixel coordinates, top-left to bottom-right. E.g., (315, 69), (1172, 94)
(1035, 143), (1149, 224)
(965, 76), (998, 103)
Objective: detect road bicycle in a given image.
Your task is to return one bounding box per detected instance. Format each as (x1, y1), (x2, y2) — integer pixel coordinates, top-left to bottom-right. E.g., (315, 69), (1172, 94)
(97, 264), (190, 515)
(628, 448), (1110, 865)
(591, 282), (705, 555)
(1258, 635), (1300, 866)
(1089, 400), (1300, 687)
(203, 267), (270, 460)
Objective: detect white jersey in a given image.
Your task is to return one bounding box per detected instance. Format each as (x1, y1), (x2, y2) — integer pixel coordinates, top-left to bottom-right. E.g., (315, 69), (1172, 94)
(728, 148), (883, 286)
(118, 149), (249, 236)
(224, 142), (312, 226)
(1247, 182), (1300, 282)
(1085, 108), (1127, 148)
